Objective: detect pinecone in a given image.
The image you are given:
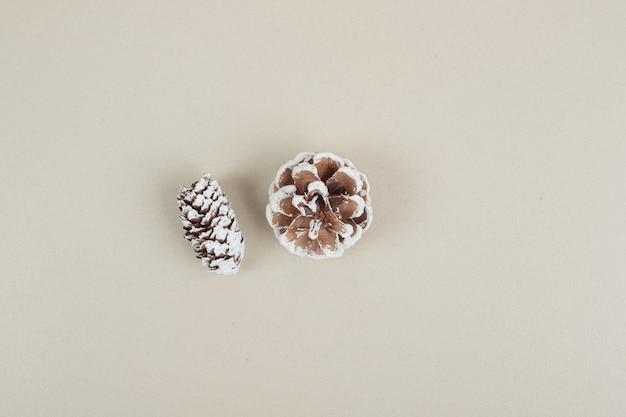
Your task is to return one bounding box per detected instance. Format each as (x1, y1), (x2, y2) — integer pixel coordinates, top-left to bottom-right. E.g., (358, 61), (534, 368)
(177, 174), (244, 275)
(266, 152), (372, 259)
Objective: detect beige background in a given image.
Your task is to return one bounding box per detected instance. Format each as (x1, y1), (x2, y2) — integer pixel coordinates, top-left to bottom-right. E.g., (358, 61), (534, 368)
(1, 1), (625, 416)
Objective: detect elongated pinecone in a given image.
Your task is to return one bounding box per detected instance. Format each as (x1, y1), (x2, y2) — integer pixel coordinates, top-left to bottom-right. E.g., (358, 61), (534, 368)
(266, 152), (372, 259)
(177, 174), (244, 275)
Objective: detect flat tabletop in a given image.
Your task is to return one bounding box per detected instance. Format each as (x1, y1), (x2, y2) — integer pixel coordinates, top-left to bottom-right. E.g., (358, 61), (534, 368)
(1, 1), (625, 415)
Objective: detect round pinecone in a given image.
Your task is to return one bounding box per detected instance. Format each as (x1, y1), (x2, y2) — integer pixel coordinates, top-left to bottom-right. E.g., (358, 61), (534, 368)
(177, 174), (244, 275)
(266, 152), (372, 259)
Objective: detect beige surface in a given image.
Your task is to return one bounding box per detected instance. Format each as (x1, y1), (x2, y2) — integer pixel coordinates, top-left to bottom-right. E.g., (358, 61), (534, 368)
(1, 1), (625, 416)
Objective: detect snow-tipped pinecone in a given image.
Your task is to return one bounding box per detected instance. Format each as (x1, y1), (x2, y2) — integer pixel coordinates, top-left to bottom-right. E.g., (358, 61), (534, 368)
(266, 152), (372, 259)
(177, 174), (244, 275)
